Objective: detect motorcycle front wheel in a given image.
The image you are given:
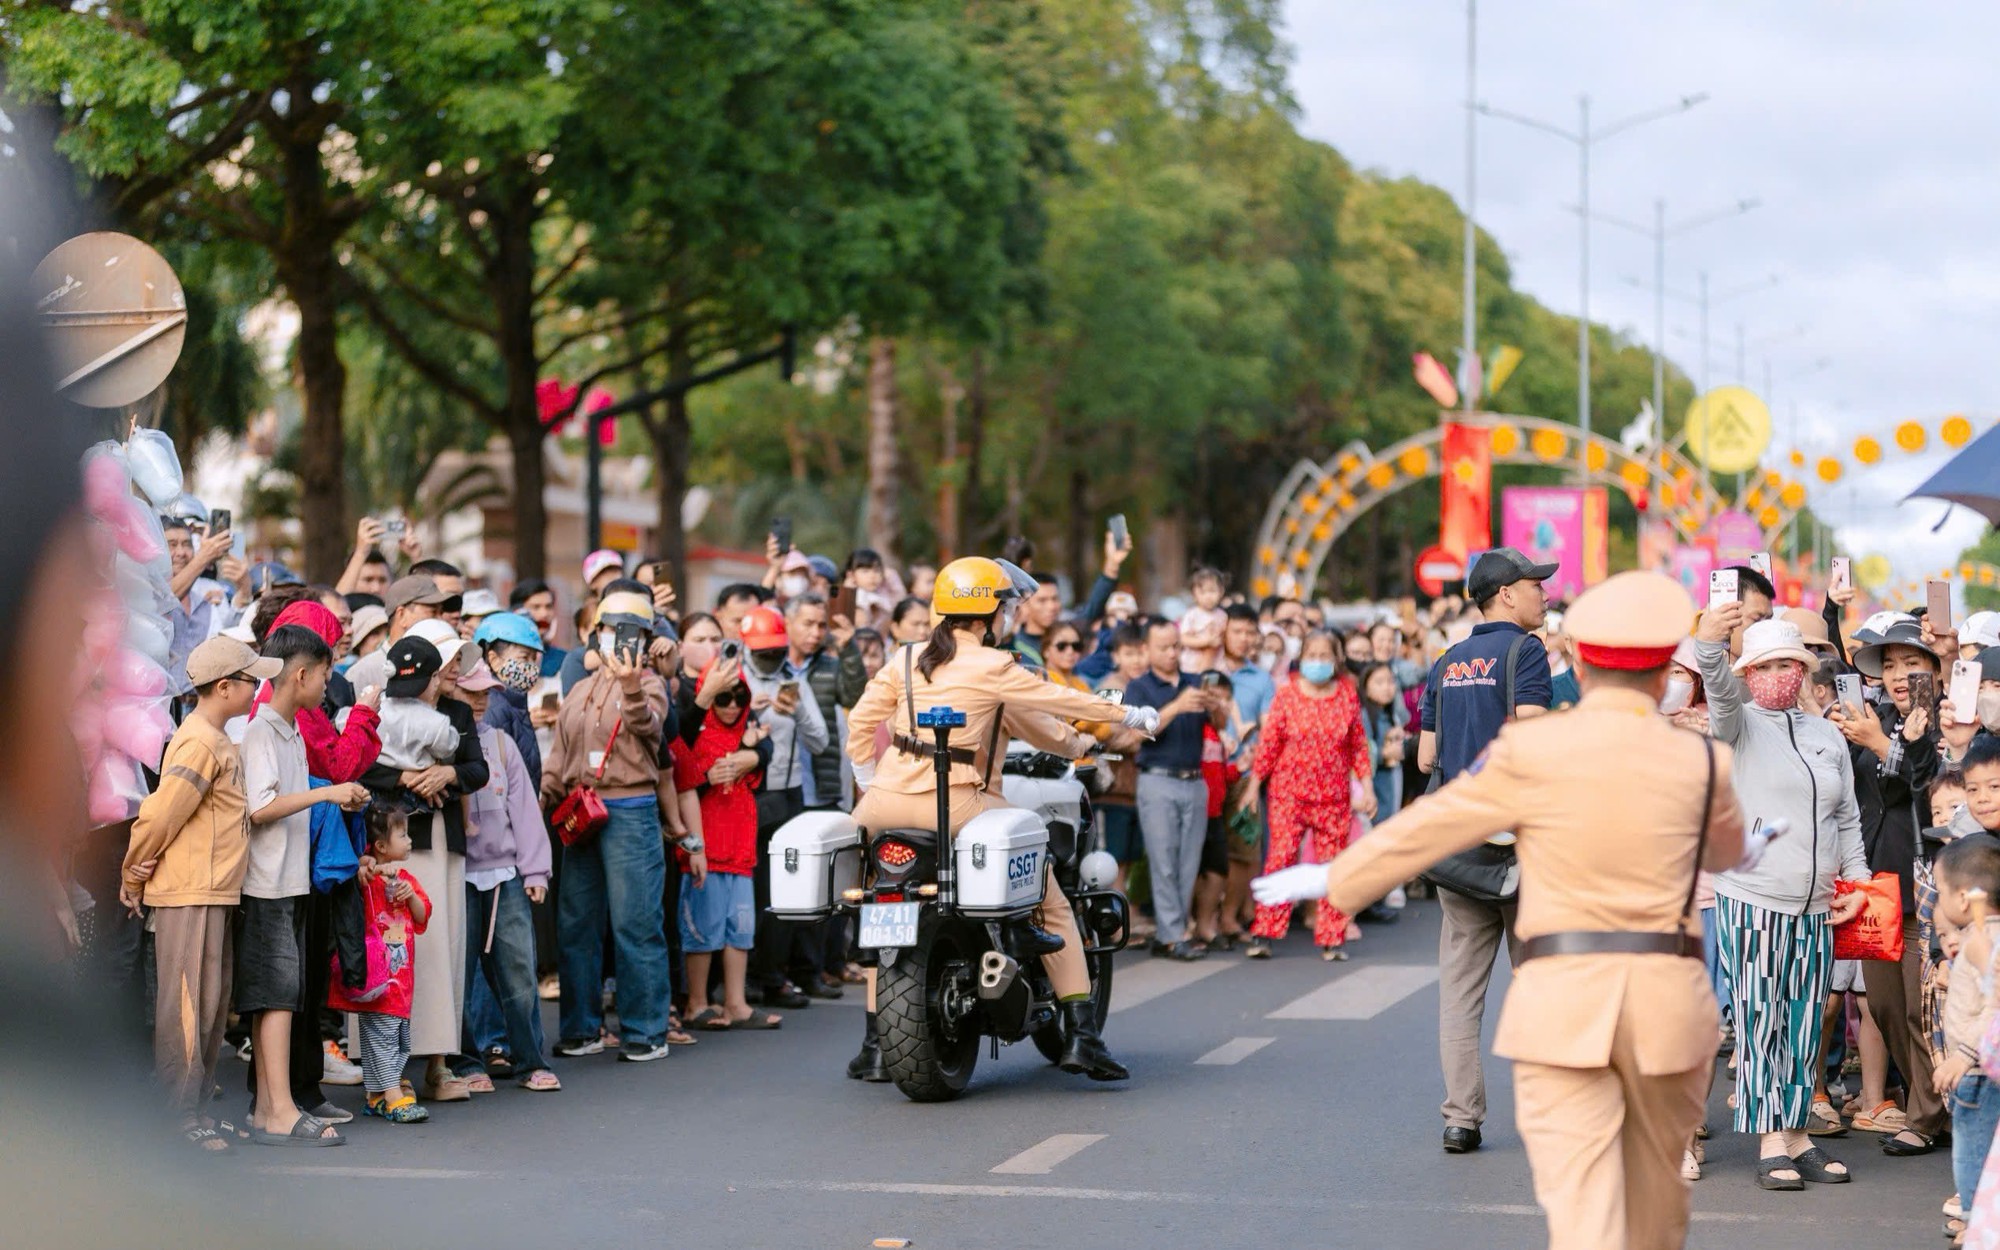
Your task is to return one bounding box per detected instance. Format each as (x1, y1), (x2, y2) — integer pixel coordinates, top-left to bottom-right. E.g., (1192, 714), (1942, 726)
(878, 917), (981, 1102)
(1031, 947), (1114, 1065)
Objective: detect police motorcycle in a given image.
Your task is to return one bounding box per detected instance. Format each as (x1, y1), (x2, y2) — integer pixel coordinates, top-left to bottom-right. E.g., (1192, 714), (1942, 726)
(768, 709), (1131, 1102)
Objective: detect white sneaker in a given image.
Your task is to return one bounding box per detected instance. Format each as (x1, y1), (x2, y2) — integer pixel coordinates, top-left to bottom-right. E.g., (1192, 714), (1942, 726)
(554, 1036), (605, 1058)
(1386, 887), (1407, 908)
(322, 1040), (363, 1086)
(619, 1041), (670, 1063)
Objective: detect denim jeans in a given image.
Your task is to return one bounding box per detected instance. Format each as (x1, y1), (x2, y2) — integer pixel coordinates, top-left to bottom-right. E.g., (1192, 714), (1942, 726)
(464, 876), (548, 1073)
(557, 802), (670, 1048)
(1954, 1073), (2000, 1207)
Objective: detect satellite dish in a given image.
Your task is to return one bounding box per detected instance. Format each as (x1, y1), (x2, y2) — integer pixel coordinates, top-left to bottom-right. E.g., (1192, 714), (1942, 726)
(32, 232), (187, 409)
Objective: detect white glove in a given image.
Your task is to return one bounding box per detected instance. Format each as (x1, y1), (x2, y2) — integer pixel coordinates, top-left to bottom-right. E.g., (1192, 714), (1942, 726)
(1122, 704), (1160, 734)
(1736, 817), (1788, 873)
(1251, 863), (1330, 907)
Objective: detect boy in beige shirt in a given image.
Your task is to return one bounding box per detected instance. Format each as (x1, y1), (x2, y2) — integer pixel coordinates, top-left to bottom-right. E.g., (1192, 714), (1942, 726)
(121, 637), (279, 1153)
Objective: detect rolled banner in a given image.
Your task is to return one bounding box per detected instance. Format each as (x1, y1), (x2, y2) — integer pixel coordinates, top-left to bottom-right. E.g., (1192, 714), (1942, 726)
(1412, 352), (1459, 408)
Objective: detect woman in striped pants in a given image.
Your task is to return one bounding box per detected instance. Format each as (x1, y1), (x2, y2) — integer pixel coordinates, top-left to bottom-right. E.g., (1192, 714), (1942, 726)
(1695, 609), (1871, 1190)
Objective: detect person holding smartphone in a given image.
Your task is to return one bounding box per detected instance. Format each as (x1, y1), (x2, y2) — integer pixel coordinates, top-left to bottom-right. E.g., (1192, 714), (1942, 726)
(1835, 619), (1948, 1154)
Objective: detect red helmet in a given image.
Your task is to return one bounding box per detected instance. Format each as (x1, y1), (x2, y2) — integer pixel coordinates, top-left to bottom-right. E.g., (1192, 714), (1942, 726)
(739, 604), (789, 651)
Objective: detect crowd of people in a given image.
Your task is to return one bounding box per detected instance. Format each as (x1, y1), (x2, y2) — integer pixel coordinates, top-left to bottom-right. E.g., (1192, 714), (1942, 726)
(97, 502), (2000, 1242)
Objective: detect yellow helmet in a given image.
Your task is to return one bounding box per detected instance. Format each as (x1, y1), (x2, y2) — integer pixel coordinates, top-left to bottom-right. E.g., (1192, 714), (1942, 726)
(931, 556), (1037, 617)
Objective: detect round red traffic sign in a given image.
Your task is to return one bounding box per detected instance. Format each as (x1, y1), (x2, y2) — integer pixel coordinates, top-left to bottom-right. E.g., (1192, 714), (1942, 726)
(1414, 545), (1465, 597)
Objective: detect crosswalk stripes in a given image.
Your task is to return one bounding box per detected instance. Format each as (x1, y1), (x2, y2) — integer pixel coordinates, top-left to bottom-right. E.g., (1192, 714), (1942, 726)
(1264, 964), (1439, 1021)
(990, 1134), (1107, 1175)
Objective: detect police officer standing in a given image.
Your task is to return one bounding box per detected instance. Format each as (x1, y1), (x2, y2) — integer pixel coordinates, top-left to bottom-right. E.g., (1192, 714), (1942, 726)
(1256, 571), (1747, 1250)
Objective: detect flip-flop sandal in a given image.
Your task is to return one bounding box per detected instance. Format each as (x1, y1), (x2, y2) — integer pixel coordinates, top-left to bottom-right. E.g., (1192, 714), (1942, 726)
(519, 1069), (562, 1092)
(1884, 1131), (1936, 1156)
(209, 1116), (251, 1142)
(1789, 1146), (1851, 1184)
(689, 1007), (731, 1031)
(251, 1115), (345, 1147)
(1756, 1156), (1805, 1191)
(181, 1121), (233, 1154)
(484, 1047), (516, 1079)
(667, 1028), (697, 1046)
(731, 1011), (782, 1030)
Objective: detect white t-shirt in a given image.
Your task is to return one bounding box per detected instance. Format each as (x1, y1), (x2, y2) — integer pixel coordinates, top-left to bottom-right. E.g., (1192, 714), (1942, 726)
(240, 704), (312, 899)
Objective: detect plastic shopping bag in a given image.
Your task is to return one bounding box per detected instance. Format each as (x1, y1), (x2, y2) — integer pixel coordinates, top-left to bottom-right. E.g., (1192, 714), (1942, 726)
(1832, 872), (1905, 962)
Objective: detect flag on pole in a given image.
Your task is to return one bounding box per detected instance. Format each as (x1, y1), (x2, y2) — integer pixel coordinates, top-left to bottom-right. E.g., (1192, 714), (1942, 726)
(1487, 345), (1524, 396)
(1412, 352), (1459, 408)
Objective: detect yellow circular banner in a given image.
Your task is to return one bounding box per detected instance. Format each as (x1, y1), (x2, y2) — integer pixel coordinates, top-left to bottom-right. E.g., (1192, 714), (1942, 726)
(1684, 386), (1773, 474)
(1856, 553), (1892, 591)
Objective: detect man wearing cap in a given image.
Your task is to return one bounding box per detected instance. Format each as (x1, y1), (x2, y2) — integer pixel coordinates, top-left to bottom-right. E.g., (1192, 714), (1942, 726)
(1414, 546), (1556, 1153)
(1255, 572), (1747, 1249)
(345, 575), (453, 695)
(1837, 617), (1947, 1155)
(459, 589), (502, 641)
(1960, 610), (2000, 661)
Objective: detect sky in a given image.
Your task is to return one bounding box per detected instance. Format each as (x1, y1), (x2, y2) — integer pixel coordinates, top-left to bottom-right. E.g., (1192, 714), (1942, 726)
(1280, 0), (1999, 586)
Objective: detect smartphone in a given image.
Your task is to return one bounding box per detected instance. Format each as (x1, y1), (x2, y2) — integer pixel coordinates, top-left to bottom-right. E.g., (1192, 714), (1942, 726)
(770, 516), (792, 557)
(1200, 671), (1222, 691)
(720, 640), (742, 662)
(828, 584), (858, 622)
(1708, 568), (1739, 612)
(1748, 552), (1773, 581)
(1951, 660), (1981, 724)
(612, 622), (645, 664)
(1928, 579), (1953, 629)
(777, 679), (800, 701)
(1829, 556), (1852, 596)
(209, 507), (231, 537)
(1108, 513), (1130, 552)
(384, 517), (407, 538)
(1835, 672), (1864, 713)
(539, 691), (560, 715)
(1909, 670), (1939, 722)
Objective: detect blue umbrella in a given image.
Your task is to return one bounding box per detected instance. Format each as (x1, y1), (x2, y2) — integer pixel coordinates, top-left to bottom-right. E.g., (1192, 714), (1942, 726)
(1905, 420), (2000, 525)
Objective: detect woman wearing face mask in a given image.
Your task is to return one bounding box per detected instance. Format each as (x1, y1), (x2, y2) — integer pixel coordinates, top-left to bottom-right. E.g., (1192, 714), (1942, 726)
(1237, 633), (1376, 961)
(1257, 628), (1288, 674)
(1695, 605), (1870, 1191)
(473, 611), (549, 784)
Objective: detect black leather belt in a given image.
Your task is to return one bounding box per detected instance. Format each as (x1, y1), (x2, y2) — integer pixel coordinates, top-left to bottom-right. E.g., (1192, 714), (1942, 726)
(1516, 931), (1704, 963)
(1140, 766), (1202, 781)
(892, 733), (974, 765)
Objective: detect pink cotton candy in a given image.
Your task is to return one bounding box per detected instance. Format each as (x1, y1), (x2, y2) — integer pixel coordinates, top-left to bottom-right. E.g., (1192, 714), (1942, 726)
(87, 756), (133, 825)
(82, 453), (133, 516)
(105, 647), (168, 699)
(102, 696), (172, 769)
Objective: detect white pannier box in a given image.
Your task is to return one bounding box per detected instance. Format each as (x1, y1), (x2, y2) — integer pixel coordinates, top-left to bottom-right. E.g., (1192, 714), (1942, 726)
(768, 811), (863, 919)
(953, 807), (1050, 916)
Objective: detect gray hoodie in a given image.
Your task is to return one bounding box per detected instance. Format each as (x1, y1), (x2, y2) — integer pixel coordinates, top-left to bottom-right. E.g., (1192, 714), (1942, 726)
(1697, 639), (1867, 914)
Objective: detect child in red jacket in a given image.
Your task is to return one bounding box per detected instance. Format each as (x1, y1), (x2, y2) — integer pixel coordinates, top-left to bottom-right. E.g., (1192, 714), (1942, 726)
(670, 665), (775, 1030)
(1194, 681), (1243, 949)
(329, 807), (430, 1122)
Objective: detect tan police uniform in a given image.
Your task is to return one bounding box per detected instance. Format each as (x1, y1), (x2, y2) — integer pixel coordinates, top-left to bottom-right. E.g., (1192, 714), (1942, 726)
(1317, 572), (1746, 1250)
(847, 638), (1126, 998)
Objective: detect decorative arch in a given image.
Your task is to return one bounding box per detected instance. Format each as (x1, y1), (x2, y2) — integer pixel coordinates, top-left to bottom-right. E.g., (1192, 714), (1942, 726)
(1251, 414), (1722, 600)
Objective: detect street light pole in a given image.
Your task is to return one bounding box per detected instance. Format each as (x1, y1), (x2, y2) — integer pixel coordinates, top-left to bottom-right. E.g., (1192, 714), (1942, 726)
(1460, 0), (1477, 416)
(1477, 90), (1707, 453)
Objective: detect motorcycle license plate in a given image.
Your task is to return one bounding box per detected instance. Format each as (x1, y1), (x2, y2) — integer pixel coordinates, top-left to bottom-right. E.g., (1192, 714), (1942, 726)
(858, 902), (921, 949)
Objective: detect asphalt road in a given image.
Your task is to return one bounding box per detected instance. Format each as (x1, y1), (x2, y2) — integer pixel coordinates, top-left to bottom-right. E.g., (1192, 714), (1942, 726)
(198, 901), (1954, 1249)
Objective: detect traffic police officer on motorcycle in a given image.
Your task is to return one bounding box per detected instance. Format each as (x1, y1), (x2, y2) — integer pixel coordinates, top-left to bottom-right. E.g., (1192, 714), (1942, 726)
(846, 556), (1156, 1082)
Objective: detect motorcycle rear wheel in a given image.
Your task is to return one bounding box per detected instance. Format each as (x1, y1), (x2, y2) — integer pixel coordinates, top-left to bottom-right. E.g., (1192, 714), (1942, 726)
(1031, 948), (1114, 1064)
(879, 920), (981, 1102)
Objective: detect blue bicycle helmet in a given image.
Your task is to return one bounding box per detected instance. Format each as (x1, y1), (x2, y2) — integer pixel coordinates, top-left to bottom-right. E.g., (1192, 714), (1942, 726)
(472, 610), (545, 652)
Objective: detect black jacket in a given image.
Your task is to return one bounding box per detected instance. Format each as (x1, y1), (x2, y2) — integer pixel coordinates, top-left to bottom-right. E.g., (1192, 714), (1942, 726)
(1850, 701), (1941, 914)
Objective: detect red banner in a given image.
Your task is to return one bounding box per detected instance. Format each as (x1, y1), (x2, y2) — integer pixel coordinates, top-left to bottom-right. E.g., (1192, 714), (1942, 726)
(1438, 422), (1492, 559)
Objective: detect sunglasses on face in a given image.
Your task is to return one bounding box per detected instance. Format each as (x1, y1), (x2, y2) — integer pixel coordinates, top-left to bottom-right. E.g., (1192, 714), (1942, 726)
(713, 688), (748, 709)
(1048, 640), (1082, 653)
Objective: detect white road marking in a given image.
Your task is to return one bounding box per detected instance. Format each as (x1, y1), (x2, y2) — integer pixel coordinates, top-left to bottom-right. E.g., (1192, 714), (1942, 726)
(1107, 956), (1232, 1013)
(1194, 1036), (1275, 1065)
(1265, 963), (1438, 1020)
(740, 1180), (1910, 1227)
(256, 1166), (497, 1180)
(990, 1133), (1107, 1175)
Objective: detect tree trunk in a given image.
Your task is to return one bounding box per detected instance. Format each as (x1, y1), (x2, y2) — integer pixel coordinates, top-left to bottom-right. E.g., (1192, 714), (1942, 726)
(935, 357), (963, 562)
(962, 346), (987, 550)
(492, 192), (547, 578)
(654, 327), (694, 604)
(1066, 465), (1089, 596)
(864, 336), (901, 562)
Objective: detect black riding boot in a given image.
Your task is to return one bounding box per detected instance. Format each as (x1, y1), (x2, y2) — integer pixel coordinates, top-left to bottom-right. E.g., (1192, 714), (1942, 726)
(1004, 918), (1065, 961)
(1057, 999), (1129, 1082)
(847, 1011), (890, 1082)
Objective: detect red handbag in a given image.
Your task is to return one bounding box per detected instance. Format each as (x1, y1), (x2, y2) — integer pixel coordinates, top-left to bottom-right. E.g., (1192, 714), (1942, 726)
(551, 718), (621, 847)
